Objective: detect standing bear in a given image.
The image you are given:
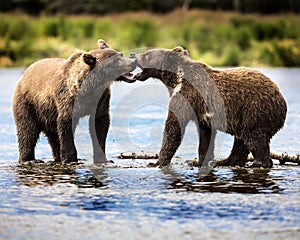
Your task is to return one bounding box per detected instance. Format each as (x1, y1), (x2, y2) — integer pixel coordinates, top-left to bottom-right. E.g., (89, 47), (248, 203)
(134, 47), (287, 168)
(13, 39), (136, 164)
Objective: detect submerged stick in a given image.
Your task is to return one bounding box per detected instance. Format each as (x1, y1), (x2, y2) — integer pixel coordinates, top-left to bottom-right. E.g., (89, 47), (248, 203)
(117, 151), (158, 159)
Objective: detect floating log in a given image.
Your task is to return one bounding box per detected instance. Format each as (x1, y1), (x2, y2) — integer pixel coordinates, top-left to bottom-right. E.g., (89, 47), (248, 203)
(247, 151), (300, 165)
(116, 151), (300, 165)
(270, 151), (300, 165)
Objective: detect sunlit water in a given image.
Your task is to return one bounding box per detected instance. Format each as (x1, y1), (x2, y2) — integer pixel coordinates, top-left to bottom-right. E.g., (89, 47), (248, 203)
(0, 68), (299, 239)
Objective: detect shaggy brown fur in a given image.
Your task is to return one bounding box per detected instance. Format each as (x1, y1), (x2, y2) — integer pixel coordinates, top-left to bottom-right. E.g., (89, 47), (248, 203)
(13, 40), (136, 163)
(134, 47), (287, 168)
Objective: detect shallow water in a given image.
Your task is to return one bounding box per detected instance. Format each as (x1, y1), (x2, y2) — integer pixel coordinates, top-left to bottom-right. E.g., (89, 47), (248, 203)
(0, 68), (300, 239)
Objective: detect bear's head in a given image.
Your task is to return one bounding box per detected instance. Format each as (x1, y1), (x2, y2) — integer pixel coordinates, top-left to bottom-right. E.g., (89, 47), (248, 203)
(66, 39), (137, 95)
(133, 46), (190, 82)
(83, 39), (137, 84)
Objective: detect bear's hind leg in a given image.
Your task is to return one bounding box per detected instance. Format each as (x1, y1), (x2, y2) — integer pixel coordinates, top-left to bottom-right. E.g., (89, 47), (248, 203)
(216, 138), (249, 167)
(14, 106), (40, 163)
(245, 135), (273, 168)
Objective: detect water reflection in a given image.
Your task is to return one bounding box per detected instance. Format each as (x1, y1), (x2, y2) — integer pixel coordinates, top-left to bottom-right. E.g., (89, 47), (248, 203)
(170, 167), (280, 194)
(15, 161), (105, 188)
(12, 160), (289, 195)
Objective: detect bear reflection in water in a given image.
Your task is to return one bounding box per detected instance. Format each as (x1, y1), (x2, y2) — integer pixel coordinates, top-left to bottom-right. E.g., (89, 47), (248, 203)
(170, 168), (279, 194)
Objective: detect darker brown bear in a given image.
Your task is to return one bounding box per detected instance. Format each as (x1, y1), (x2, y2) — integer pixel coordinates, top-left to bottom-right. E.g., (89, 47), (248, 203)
(134, 47), (287, 168)
(13, 40), (136, 164)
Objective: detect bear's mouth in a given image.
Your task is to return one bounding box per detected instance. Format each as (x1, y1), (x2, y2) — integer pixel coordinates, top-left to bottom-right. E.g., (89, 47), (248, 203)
(123, 72), (136, 82)
(120, 66), (143, 82)
(115, 72), (135, 83)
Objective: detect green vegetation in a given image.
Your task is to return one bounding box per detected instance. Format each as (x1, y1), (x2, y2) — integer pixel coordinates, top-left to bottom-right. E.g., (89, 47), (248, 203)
(1, 10), (300, 67)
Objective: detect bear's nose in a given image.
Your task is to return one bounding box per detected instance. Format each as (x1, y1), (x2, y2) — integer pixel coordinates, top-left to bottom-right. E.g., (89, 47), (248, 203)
(129, 52), (136, 59)
(118, 52), (124, 57)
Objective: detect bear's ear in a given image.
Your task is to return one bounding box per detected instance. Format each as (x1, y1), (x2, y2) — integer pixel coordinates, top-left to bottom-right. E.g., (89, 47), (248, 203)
(97, 39), (110, 49)
(83, 54), (96, 66)
(172, 46), (189, 56)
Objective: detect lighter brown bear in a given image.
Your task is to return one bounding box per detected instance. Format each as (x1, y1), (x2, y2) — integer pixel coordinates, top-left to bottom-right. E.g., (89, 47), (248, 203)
(13, 40), (136, 164)
(134, 47), (287, 168)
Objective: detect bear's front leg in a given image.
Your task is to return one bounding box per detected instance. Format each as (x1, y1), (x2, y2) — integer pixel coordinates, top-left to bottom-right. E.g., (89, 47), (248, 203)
(13, 101), (41, 163)
(244, 133), (273, 168)
(90, 89), (110, 164)
(156, 111), (188, 167)
(57, 116), (78, 163)
(198, 127), (216, 167)
(89, 111), (109, 164)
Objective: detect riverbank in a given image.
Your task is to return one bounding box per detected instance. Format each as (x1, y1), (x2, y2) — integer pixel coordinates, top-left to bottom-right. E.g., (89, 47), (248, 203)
(1, 9), (300, 67)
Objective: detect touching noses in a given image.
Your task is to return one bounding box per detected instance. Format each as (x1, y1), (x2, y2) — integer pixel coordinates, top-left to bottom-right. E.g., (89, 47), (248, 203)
(129, 52), (136, 59)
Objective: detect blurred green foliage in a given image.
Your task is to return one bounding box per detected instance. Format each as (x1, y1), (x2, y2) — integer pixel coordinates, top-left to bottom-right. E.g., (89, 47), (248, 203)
(0, 10), (300, 67)
(223, 46), (240, 66)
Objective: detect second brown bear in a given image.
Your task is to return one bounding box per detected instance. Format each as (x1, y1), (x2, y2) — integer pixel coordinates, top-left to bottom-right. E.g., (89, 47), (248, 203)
(134, 47), (287, 168)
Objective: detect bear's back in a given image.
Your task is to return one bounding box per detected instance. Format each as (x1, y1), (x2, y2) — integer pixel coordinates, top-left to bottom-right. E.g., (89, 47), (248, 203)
(210, 67), (287, 136)
(14, 58), (66, 110)
(20, 58), (65, 89)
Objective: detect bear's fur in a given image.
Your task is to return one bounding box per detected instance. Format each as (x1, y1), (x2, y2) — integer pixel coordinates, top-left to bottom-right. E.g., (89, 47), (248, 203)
(134, 47), (287, 168)
(13, 40), (136, 163)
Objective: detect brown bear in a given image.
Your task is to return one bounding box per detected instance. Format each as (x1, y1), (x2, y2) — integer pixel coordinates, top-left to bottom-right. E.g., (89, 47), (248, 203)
(133, 47), (287, 168)
(13, 39), (136, 164)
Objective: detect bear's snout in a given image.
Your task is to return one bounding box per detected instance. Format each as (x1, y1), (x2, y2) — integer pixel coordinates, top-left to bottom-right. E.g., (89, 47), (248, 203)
(129, 52), (136, 59)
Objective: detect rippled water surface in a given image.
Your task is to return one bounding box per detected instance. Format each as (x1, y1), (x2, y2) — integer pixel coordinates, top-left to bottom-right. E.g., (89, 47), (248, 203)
(0, 68), (300, 239)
